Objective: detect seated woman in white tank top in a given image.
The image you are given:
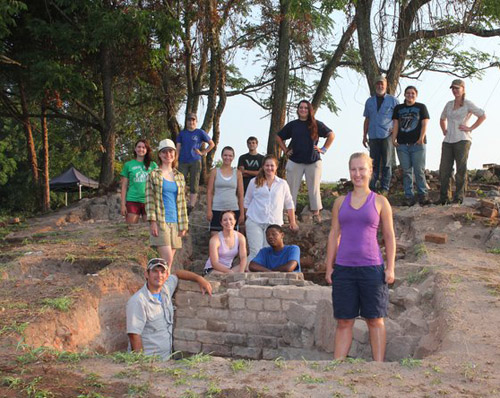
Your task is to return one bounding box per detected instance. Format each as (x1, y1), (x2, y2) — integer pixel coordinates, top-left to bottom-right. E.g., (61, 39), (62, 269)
(204, 211), (247, 275)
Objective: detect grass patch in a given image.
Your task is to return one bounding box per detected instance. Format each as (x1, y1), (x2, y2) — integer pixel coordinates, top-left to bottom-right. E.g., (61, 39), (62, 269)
(127, 382), (150, 397)
(41, 297), (73, 312)
(344, 357), (365, 364)
(487, 247), (500, 254)
(179, 352), (212, 368)
(295, 373), (326, 384)
(180, 390), (199, 398)
(413, 243), (428, 259)
(108, 351), (160, 365)
(486, 283), (500, 297)
(1, 375), (22, 388)
(230, 359), (251, 373)
(406, 267), (430, 285)
(84, 373), (104, 388)
(400, 357), (422, 368)
(274, 356), (287, 369)
(205, 381), (222, 398)
(0, 321), (29, 336)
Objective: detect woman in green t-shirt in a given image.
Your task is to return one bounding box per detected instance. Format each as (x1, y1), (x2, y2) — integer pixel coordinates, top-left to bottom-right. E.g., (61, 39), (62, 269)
(120, 139), (158, 224)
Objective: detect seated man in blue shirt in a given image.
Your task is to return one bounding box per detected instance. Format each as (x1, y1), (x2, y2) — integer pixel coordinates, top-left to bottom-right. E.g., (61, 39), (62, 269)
(249, 224), (301, 272)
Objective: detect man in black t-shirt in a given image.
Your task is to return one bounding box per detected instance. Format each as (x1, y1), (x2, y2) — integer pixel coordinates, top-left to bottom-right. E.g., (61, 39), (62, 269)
(238, 136), (265, 193)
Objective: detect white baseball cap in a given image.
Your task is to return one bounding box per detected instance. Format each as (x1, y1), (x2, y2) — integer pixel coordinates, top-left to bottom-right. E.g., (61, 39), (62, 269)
(158, 138), (176, 152)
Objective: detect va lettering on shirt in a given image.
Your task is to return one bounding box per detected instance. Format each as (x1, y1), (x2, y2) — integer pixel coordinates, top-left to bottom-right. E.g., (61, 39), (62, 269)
(245, 159), (261, 168)
(398, 106), (421, 133)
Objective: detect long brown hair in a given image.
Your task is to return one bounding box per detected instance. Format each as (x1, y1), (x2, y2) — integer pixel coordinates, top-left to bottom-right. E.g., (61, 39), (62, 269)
(134, 139), (153, 170)
(255, 155), (278, 188)
(297, 100), (318, 141)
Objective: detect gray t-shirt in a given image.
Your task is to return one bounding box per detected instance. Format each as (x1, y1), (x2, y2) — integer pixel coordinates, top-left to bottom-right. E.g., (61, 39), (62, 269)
(212, 168), (239, 211)
(126, 275), (178, 360)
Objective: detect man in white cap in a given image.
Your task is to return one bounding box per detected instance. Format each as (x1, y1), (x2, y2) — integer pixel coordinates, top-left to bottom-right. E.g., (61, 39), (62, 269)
(362, 75), (399, 195)
(126, 257), (212, 360)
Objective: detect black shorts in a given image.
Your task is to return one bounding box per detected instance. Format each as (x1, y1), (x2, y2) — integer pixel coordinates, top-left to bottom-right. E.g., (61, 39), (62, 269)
(332, 264), (388, 319)
(210, 210), (240, 232)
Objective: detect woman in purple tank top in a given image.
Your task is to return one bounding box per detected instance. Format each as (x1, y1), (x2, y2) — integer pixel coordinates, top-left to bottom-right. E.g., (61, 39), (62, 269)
(325, 153), (395, 362)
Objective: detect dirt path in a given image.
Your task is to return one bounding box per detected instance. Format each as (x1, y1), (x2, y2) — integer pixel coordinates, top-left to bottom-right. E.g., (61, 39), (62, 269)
(0, 203), (499, 397)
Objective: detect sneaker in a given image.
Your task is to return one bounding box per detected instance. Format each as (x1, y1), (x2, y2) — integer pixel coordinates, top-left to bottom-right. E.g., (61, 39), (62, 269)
(417, 195), (430, 206)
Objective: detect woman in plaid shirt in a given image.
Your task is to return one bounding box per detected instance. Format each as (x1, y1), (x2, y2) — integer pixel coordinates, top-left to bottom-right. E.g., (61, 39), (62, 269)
(146, 139), (189, 269)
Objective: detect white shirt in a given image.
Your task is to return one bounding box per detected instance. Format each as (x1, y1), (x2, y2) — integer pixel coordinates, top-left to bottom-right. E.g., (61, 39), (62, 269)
(440, 99), (485, 143)
(244, 176), (294, 225)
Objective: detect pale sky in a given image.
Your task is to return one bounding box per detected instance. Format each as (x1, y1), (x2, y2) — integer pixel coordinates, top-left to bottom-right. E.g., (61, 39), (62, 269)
(206, 33), (500, 182)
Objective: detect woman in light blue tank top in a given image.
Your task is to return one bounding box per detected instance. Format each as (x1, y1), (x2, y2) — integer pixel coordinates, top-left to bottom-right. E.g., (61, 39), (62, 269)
(206, 146), (245, 234)
(325, 152), (396, 362)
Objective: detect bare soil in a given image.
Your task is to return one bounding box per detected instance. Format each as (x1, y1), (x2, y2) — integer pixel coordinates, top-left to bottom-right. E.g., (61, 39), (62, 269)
(0, 201), (499, 397)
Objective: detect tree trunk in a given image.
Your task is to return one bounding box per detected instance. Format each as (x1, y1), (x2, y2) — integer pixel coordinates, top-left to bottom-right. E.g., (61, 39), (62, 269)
(355, 0), (380, 95)
(40, 97), (50, 212)
(267, 0), (290, 163)
(18, 79), (39, 189)
(99, 43), (116, 191)
(312, 19), (357, 110)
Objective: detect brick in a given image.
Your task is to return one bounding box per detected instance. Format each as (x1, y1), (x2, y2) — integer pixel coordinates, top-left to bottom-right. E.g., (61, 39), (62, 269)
(425, 233), (448, 244)
(206, 320), (229, 332)
(228, 281), (245, 289)
(246, 298), (263, 311)
(259, 324), (284, 337)
(288, 279), (306, 286)
(202, 343), (232, 357)
(223, 332), (247, 345)
(262, 348), (280, 360)
(227, 322), (259, 334)
(230, 310), (257, 322)
(257, 311), (286, 324)
(174, 291), (210, 307)
(240, 286), (273, 298)
(173, 339), (201, 354)
(175, 307), (197, 318)
(247, 335), (277, 349)
(224, 273), (246, 283)
(177, 280), (203, 292)
(173, 328), (197, 341)
(197, 330), (223, 344)
(175, 317), (207, 330)
(247, 278), (269, 286)
(285, 273), (302, 280)
(197, 307), (229, 321)
(268, 278), (288, 286)
(263, 299), (281, 311)
(209, 293), (228, 308)
(304, 286), (330, 303)
(228, 296), (245, 309)
(286, 302), (315, 328)
(272, 286), (305, 300)
(481, 207), (498, 219)
(232, 346), (262, 359)
(281, 300), (293, 311)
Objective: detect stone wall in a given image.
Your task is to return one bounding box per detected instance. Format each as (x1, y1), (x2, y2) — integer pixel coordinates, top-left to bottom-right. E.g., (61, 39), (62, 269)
(173, 273), (334, 360)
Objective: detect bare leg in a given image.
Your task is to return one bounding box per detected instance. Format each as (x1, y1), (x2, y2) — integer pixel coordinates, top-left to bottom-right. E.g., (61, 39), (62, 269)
(157, 246), (176, 268)
(365, 317), (386, 362)
(190, 193), (198, 208)
(126, 213), (140, 224)
(334, 319), (355, 360)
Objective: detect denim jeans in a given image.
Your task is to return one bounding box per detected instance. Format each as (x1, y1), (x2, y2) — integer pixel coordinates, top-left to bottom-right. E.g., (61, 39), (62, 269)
(396, 144), (427, 197)
(369, 137), (392, 191)
(439, 140), (471, 202)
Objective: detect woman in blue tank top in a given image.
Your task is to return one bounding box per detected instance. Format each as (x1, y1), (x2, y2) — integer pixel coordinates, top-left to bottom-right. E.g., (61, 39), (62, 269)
(325, 152), (396, 362)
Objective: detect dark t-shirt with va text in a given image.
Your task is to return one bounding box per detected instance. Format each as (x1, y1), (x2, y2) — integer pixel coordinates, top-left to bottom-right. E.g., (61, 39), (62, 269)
(392, 102), (430, 145)
(277, 119), (332, 164)
(238, 153), (265, 192)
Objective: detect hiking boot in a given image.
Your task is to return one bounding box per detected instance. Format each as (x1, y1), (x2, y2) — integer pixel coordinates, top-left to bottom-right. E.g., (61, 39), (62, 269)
(451, 197), (463, 205)
(403, 197), (416, 207)
(435, 197), (450, 206)
(417, 194), (430, 206)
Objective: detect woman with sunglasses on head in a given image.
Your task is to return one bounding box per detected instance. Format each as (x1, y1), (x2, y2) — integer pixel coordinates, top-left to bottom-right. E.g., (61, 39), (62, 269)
(206, 146), (245, 235)
(146, 139), (188, 270)
(276, 99), (335, 223)
(120, 139), (157, 224)
(438, 79), (486, 205)
(204, 210), (247, 275)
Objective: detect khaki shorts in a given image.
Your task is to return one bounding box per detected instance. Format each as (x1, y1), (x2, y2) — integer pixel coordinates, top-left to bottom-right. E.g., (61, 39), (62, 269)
(150, 222), (183, 249)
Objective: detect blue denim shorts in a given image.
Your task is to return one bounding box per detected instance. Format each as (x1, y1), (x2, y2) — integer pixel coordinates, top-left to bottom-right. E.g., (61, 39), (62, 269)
(332, 264), (388, 319)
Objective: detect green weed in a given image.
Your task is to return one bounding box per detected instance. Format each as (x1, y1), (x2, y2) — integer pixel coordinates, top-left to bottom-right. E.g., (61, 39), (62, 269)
(487, 247), (500, 254)
(463, 361), (478, 381)
(127, 382), (150, 397)
(180, 390), (199, 398)
(0, 321), (29, 336)
(84, 373), (104, 388)
(113, 369), (142, 379)
(344, 357), (365, 364)
(108, 351), (159, 365)
(413, 243), (428, 259)
(323, 359), (342, 371)
(2, 301), (28, 310)
(179, 352), (212, 368)
(1, 375), (22, 388)
(206, 381), (222, 398)
(274, 356), (287, 369)
(295, 373), (326, 384)
(64, 253), (77, 264)
(41, 297), (73, 312)
(56, 350), (89, 363)
(406, 267), (430, 284)
(23, 376), (54, 397)
(77, 393), (109, 398)
(230, 359), (251, 373)
(400, 357), (422, 368)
